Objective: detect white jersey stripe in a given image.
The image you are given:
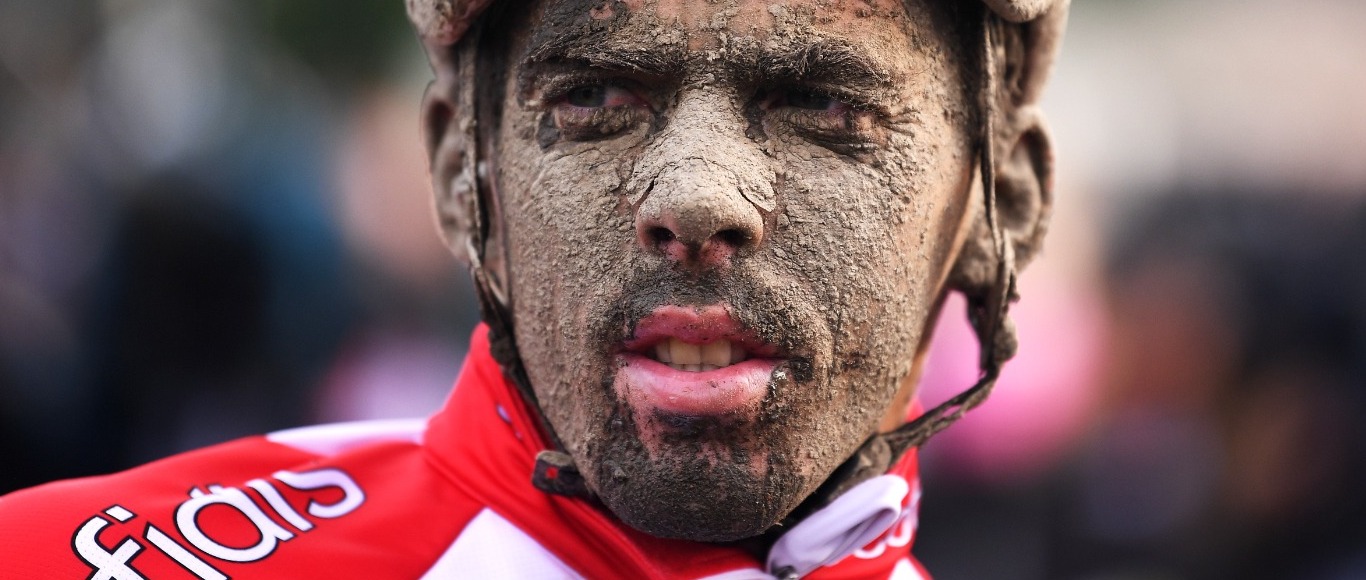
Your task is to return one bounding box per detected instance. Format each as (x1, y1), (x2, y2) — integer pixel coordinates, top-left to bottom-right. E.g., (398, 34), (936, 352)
(266, 419), (426, 456)
(420, 509), (584, 579)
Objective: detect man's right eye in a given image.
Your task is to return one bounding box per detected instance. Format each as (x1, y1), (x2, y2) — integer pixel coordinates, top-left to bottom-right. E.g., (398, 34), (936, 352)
(566, 86), (607, 107)
(547, 82), (650, 142)
(557, 84), (642, 109)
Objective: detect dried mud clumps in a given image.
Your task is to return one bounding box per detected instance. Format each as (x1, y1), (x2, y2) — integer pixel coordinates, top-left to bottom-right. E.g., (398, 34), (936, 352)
(419, 0), (1061, 543)
(480, 0), (978, 542)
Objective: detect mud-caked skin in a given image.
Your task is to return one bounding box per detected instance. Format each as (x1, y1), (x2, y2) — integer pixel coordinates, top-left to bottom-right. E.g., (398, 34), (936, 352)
(426, 0), (1054, 543)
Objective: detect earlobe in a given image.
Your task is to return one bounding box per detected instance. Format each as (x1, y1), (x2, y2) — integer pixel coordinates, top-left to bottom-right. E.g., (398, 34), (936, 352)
(948, 105), (1054, 295)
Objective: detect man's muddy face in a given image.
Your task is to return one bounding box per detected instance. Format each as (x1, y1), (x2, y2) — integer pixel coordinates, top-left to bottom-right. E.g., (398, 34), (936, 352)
(494, 0), (977, 541)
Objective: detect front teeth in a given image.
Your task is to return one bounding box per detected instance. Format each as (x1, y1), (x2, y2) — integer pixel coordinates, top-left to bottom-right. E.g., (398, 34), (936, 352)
(653, 338), (747, 372)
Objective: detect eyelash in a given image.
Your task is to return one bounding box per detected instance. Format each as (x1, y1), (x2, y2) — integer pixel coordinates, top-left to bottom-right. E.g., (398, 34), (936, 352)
(536, 79), (879, 147)
(754, 87), (882, 149)
(539, 79), (652, 142)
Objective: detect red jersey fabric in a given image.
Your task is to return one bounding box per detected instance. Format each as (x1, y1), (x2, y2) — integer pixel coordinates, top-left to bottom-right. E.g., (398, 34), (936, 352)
(0, 325), (930, 579)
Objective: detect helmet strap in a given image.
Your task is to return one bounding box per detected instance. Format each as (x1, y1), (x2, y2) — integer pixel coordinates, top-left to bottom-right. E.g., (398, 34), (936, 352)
(451, 20), (584, 492)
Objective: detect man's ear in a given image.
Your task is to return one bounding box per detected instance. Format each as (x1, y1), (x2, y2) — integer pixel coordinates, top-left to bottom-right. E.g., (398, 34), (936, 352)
(423, 79), (479, 267)
(948, 105), (1055, 295)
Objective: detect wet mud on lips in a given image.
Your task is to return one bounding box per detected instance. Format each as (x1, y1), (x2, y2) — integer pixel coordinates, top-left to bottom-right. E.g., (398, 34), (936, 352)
(617, 304), (784, 421)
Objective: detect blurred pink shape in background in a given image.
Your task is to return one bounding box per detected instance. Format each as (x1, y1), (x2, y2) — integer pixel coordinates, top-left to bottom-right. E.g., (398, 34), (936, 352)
(918, 276), (1107, 485)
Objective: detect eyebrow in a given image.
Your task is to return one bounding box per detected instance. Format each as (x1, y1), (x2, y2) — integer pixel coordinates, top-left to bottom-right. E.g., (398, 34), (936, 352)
(527, 44), (683, 78)
(519, 22), (896, 100)
(751, 40), (893, 96)
(519, 24), (686, 94)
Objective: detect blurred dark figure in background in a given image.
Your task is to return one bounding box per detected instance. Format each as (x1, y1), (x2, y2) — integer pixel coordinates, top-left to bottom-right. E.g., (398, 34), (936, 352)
(1075, 192), (1366, 579)
(97, 176), (334, 464)
(918, 192), (1366, 580)
(0, 0), (477, 493)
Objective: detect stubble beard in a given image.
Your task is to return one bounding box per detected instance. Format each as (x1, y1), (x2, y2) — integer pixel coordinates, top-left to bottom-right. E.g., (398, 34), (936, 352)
(585, 397), (806, 542)
(553, 265), (828, 542)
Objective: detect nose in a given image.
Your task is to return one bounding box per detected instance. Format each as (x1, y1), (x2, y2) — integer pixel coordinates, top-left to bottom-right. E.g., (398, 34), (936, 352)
(634, 156), (766, 268)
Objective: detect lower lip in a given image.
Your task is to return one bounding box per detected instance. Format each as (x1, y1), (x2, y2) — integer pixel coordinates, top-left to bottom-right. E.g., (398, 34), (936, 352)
(615, 353), (778, 417)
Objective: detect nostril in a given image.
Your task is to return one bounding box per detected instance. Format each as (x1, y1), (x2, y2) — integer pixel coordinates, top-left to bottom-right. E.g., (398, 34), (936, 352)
(647, 227), (676, 246)
(715, 228), (750, 248)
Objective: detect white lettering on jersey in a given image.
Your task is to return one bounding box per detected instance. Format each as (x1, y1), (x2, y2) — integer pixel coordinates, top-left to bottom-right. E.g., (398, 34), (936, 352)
(145, 524), (227, 580)
(73, 508), (145, 580)
(273, 468), (365, 519)
(248, 478), (314, 531)
(853, 482), (919, 561)
(851, 510), (917, 560)
(176, 485), (296, 562)
(71, 468), (367, 577)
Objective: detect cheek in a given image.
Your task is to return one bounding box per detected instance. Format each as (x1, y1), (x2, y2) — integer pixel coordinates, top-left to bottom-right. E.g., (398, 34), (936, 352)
(774, 165), (933, 325)
(767, 127), (969, 384)
(494, 110), (646, 426)
(498, 109), (641, 277)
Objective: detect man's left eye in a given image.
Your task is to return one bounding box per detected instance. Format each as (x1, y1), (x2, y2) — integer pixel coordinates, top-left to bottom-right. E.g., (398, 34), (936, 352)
(756, 87), (881, 151)
(782, 89), (842, 112)
(763, 88), (849, 113)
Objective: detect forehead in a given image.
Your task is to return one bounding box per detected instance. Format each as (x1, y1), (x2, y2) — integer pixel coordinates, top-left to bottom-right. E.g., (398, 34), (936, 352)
(519, 0), (960, 88)
(627, 0), (915, 36)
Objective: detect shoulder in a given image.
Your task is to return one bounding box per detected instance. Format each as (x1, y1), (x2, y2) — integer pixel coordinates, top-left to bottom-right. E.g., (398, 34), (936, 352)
(0, 419), (481, 579)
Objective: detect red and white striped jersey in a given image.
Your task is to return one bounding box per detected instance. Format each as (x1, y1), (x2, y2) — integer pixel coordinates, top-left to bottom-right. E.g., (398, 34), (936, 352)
(0, 325), (929, 579)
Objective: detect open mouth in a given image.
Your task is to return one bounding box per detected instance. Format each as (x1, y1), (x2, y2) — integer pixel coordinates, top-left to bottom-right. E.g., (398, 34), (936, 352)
(644, 338), (750, 372)
(621, 305), (781, 372)
(615, 305), (783, 417)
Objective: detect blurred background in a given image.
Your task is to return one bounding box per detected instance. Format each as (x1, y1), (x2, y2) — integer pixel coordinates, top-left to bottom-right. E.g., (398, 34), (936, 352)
(0, 0), (1362, 578)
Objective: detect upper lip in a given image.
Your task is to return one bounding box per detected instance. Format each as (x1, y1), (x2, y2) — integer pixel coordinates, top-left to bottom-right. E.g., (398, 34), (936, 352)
(620, 305), (782, 360)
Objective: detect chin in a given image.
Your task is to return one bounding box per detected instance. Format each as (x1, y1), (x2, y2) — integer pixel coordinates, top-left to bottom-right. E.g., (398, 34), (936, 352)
(579, 388), (826, 542)
(590, 436), (808, 542)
